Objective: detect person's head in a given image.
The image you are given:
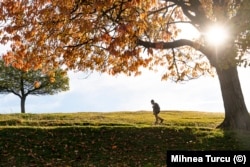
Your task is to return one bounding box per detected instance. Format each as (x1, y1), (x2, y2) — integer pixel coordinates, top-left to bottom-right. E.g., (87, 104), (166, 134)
(151, 99), (155, 104)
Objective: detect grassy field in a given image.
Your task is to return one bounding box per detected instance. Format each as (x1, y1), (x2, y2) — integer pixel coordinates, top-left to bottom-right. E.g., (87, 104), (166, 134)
(0, 111), (250, 167)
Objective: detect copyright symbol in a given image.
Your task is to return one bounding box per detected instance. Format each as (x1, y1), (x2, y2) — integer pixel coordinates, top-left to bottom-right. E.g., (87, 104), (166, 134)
(234, 155), (246, 164)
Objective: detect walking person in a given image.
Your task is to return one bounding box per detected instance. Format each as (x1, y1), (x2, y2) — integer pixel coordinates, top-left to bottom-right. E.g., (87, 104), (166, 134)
(151, 99), (164, 125)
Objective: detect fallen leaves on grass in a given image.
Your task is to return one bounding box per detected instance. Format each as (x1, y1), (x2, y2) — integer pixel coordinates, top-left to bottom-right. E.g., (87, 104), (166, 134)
(0, 127), (249, 166)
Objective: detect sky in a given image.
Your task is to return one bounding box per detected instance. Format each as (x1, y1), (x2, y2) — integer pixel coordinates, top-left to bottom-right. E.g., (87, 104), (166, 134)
(0, 24), (249, 114)
(0, 66), (250, 114)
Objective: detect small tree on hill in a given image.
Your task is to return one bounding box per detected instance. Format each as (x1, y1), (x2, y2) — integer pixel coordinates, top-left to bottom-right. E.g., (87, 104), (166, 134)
(0, 60), (69, 113)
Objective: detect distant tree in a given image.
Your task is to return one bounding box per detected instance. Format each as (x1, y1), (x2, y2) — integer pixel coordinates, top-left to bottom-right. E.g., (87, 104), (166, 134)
(0, 60), (69, 113)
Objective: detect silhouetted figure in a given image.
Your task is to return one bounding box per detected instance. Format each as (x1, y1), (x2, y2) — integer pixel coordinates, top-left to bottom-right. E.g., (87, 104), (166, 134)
(151, 99), (164, 125)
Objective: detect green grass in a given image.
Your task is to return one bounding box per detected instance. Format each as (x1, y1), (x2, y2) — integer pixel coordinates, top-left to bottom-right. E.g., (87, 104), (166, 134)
(0, 111), (250, 166)
(0, 111), (223, 127)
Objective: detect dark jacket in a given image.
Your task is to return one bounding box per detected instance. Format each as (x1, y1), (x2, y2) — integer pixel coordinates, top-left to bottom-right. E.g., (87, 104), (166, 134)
(153, 103), (160, 114)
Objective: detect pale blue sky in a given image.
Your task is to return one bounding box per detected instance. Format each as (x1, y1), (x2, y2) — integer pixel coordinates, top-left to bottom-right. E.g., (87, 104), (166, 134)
(0, 25), (250, 114)
(2, 8), (249, 114)
(0, 67), (249, 114)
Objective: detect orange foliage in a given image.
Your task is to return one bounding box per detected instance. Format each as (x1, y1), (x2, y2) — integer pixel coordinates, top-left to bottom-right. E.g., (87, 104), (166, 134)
(0, 0), (230, 80)
(34, 81), (41, 88)
(50, 77), (56, 83)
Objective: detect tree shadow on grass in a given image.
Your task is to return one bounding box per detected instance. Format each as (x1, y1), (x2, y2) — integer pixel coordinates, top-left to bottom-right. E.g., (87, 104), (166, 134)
(0, 127), (250, 166)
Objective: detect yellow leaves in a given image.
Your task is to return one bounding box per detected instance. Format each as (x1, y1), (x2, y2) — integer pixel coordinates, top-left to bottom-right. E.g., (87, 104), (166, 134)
(2, 0), (140, 73)
(48, 71), (55, 78)
(139, 12), (147, 20)
(0, 0), (215, 80)
(174, 30), (181, 37)
(161, 73), (169, 81)
(162, 31), (172, 41)
(12, 59), (24, 70)
(24, 30), (36, 41)
(50, 77), (55, 83)
(117, 24), (133, 35)
(10, 1), (23, 14)
(12, 35), (21, 41)
(47, 70), (56, 83)
(160, 50), (214, 82)
(60, 71), (67, 77)
(165, 54), (172, 62)
(3, 52), (14, 66)
(101, 33), (112, 43)
(34, 81), (41, 88)
(33, 64), (43, 71)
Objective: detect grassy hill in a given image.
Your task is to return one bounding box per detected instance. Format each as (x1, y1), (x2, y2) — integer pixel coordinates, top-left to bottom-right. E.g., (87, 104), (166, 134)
(0, 111), (250, 166)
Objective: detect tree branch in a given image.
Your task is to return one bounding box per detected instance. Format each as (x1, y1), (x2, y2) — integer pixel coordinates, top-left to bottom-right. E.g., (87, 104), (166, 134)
(137, 39), (195, 49)
(136, 39), (213, 65)
(10, 90), (21, 98)
(26, 83), (48, 95)
(168, 0), (212, 30)
(148, 4), (176, 16)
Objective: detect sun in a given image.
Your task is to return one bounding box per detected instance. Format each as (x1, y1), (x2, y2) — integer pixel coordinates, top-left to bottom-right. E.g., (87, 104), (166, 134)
(206, 25), (228, 45)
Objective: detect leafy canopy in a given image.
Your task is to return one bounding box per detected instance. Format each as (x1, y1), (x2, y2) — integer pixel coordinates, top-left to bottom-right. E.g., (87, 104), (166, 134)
(0, 59), (69, 97)
(0, 0), (250, 81)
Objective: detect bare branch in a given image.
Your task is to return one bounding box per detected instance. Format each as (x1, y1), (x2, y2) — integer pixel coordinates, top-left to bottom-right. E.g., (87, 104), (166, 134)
(137, 39), (195, 49)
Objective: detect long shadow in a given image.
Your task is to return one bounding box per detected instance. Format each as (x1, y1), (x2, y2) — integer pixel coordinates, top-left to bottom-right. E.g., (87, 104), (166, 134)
(0, 127), (250, 166)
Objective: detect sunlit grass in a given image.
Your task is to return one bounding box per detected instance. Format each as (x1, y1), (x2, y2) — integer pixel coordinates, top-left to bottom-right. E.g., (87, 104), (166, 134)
(0, 110), (224, 128)
(2, 111), (249, 166)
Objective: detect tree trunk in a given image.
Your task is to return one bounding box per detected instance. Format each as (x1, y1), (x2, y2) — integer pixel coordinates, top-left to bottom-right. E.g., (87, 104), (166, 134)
(216, 66), (250, 130)
(20, 96), (26, 114)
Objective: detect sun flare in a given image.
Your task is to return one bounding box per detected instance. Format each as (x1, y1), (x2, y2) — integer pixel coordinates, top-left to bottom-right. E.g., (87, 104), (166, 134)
(206, 25), (228, 45)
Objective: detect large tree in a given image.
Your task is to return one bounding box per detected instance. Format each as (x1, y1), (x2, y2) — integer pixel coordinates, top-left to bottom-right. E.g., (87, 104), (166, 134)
(0, 60), (69, 113)
(0, 0), (250, 129)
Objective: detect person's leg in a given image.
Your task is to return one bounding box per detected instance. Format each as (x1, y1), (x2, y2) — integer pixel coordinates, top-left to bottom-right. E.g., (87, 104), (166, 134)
(154, 114), (158, 124)
(158, 115), (164, 123)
